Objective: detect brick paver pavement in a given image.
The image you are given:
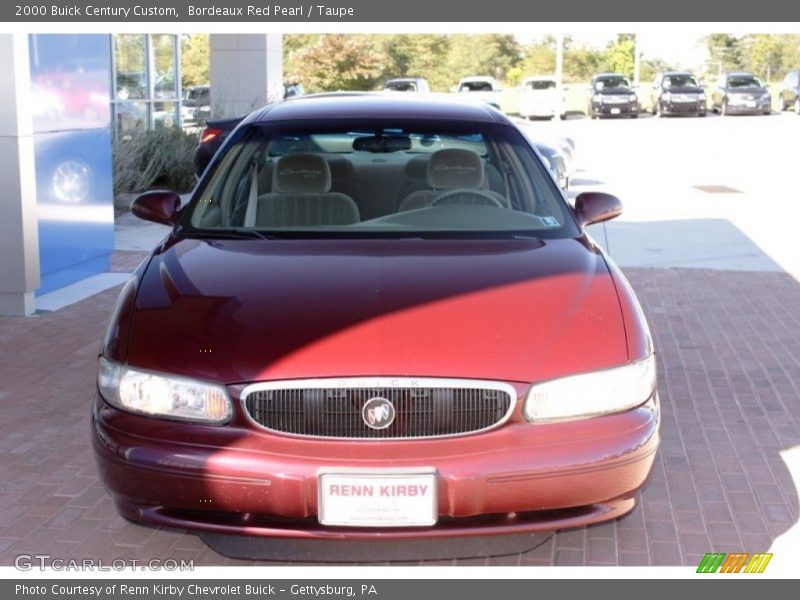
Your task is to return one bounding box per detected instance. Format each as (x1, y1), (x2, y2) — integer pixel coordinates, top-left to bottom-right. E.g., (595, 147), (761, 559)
(1, 253), (798, 566)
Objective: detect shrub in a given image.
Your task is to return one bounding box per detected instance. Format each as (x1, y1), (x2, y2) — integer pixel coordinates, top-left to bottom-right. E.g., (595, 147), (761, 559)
(113, 127), (198, 196)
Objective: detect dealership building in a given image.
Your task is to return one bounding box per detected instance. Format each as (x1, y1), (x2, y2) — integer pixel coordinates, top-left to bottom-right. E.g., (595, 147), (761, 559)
(0, 33), (282, 316)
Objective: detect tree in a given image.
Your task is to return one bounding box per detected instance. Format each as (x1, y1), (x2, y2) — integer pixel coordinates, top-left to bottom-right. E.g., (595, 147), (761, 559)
(604, 35), (635, 78)
(181, 33), (209, 87)
(563, 45), (603, 82)
(520, 37), (556, 77)
(376, 34), (452, 91)
(444, 34), (523, 86)
(289, 35), (384, 92)
(706, 34), (743, 72)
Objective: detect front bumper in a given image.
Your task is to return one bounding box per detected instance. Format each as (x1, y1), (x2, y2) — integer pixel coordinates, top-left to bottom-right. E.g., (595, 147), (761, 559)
(93, 389), (659, 539)
(591, 101), (638, 116)
(725, 101), (770, 115)
(659, 100), (706, 115)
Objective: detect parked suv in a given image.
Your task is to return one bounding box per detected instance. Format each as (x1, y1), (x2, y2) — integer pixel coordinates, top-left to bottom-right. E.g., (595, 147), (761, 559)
(778, 69), (800, 114)
(711, 72), (771, 116)
(588, 73), (639, 119)
(519, 76), (566, 120)
(650, 72), (706, 117)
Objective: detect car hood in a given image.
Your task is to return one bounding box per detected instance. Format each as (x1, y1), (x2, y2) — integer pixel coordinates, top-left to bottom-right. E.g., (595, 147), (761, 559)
(127, 237), (629, 385)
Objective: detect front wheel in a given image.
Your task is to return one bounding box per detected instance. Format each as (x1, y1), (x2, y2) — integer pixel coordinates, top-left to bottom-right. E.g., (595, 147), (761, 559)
(720, 101), (728, 116)
(630, 112), (638, 119)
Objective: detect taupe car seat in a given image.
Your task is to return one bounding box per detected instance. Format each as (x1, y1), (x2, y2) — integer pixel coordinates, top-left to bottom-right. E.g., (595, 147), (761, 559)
(248, 154), (360, 227)
(398, 148), (508, 212)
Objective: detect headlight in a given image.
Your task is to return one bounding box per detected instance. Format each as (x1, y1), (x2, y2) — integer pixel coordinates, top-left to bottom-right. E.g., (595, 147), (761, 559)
(628, 94), (637, 102)
(523, 354), (656, 423)
(592, 94), (602, 103)
(662, 92), (672, 101)
(698, 93), (706, 101)
(98, 357), (232, 424)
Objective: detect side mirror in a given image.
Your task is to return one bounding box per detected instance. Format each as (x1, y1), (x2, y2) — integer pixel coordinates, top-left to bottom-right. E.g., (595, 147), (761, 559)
(574, 192), (623, 227)
(131, 190), (181, 226)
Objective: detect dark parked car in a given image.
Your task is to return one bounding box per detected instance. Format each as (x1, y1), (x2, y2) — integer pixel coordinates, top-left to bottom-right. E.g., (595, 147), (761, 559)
(95, 94), (658, 547)
(711, 72), (772, 116)
(588, 73), (639, 119)
(777, 69), (800, 114)
(649, 72), (706, 117)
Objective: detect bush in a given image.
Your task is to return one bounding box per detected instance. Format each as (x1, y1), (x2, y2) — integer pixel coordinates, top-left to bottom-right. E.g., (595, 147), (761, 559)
(113, 127), (198, 196)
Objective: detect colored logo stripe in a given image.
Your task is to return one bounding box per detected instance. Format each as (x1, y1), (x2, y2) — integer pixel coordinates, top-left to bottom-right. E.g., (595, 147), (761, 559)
(696, 552), (773, 573)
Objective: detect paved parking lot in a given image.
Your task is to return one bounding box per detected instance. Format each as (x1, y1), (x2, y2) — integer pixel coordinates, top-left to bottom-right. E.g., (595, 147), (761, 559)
(1, 112), (799, 566)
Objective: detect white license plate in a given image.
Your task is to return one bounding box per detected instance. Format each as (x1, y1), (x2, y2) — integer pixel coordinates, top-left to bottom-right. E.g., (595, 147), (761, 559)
(745, 101), (756, 108)
(610, 107), (621, 114)
(318, 470), (437, 527)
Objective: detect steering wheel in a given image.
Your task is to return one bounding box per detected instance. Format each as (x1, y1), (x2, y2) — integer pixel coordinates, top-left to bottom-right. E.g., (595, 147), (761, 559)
(432, 189), (505, 208)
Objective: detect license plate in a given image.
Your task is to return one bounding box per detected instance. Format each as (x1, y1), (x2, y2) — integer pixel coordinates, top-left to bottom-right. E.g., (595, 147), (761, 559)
(318, 470), (437, 527)
(610, 107), (621, 114)
(746, 101), (756, 108)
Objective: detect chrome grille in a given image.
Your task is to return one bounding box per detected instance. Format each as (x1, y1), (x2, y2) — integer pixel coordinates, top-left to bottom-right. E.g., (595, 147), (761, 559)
(242, 379), (515, 439)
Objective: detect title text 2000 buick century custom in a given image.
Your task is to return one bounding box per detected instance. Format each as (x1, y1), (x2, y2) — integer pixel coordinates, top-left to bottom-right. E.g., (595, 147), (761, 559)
(93, 94), (659, 542)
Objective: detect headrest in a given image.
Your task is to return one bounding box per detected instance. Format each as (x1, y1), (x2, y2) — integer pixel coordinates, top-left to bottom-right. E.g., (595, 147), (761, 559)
(427, 149), (484, 190)
(404, 155), (430, 180)
(272, 154), (332, 194)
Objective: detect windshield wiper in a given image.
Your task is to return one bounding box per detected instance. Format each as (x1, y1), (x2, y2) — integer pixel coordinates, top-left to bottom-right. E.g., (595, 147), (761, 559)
(178, 228), (278, 240)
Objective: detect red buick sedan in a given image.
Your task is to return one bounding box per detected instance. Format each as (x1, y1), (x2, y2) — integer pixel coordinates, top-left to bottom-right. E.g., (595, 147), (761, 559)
(93, 94), (658, 543)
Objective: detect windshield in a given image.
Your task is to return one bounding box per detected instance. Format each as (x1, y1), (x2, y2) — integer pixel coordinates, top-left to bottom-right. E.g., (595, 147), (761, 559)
(459, 81), (494, 92)
(385, 81), (417, 92)
(185, 120), (576, 239)
(728, 76), (762, 89)
(663, 75), (698, 88)
(527, 80), (556, 91)
(595, 77), (631, 91)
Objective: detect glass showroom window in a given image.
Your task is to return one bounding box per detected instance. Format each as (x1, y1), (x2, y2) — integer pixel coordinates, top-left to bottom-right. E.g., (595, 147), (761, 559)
(111, 33), (181, 136)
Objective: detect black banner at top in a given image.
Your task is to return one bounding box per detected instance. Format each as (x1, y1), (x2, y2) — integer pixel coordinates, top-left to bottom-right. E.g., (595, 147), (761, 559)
(4, 0), (800, 22)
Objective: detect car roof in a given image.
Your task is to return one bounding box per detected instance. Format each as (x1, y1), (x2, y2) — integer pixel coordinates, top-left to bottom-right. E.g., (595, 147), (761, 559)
(661, 71), (693, 77)
(593, 73), (628, 80)
(249, 92), (509, 124)
(724, 72), (756, 77)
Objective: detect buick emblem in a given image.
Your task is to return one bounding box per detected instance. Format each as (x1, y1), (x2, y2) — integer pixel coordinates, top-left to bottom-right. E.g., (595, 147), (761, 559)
(362, 397), (396, 430)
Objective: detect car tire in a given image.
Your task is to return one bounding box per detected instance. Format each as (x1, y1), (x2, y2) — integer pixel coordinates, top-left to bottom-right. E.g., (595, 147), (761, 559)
(699, 111), (707, 117)
(630, 113), (638, 119)
(720, 101), (728, 116)
(559, 113), (567, 120)
(655, 103), (663, 118)
(795, 99), (800, 115)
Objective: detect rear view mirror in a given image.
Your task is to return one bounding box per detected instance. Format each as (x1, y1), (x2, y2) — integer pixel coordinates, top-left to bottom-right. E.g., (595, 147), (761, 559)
(131, 190), (182, 226)
(573, 192), (623, 227)
(353, 135), (412, 153)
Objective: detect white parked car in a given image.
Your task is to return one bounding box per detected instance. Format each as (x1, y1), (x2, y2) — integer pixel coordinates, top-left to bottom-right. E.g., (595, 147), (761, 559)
(519, 76), (566, 120)
(383, 78), (430, 93)
(456, 76), (503, 110)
